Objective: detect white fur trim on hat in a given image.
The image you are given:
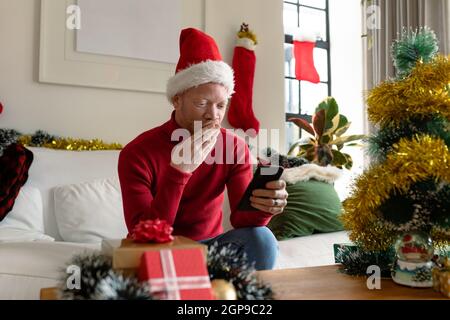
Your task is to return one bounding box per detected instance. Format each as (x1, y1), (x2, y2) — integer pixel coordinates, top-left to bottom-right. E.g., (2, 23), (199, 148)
(281, 164), (343, 185)
(236, 37), (256, 51)
(166, 60), (234, 102)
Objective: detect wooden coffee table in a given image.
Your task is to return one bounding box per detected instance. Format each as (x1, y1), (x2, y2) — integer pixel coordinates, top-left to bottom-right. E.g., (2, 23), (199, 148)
(257, 264), (446, 300)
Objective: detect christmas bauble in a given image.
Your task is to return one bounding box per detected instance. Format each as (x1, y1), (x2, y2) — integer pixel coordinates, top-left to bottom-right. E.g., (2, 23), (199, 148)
(211, 279), (237, 300)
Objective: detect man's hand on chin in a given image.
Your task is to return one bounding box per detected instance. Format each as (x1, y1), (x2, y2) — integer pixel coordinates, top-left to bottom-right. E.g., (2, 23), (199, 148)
(249, 180), (288, 215)
(170, 120), (220, 174)
(202, 119), (220, 129)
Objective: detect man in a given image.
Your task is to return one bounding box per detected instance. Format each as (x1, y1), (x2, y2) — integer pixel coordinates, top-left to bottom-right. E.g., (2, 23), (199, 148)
(118, 28), (288, 270)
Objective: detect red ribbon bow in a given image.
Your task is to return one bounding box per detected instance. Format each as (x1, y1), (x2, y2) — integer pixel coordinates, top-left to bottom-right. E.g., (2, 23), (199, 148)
(131, 219), (174, 243)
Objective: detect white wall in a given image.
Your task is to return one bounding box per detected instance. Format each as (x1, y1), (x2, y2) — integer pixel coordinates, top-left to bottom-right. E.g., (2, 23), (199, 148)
(329, 0), (365, 200)
(0, 0), (285, 147)
(0, 0), (363, 198)
(205, 0), (286, 151)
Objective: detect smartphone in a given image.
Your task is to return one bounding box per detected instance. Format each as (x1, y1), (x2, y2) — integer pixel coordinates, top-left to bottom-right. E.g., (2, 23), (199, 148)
(237, 165), (284, 211)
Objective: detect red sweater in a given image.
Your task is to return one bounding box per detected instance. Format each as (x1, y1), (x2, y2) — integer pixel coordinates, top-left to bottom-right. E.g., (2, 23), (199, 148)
(118, 113), (273, 241)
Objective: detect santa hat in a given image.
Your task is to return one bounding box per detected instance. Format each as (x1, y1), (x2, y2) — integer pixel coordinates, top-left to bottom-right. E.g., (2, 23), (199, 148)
(166, 28), (234, 102)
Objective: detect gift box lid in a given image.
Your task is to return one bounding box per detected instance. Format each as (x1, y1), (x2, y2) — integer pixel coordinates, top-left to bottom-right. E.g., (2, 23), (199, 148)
(101, 236), (207, 270)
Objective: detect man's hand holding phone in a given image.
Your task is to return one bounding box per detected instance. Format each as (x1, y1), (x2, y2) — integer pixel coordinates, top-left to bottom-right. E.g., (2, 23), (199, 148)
(250, 179), (288, 215)
(238, 166), (288, 215)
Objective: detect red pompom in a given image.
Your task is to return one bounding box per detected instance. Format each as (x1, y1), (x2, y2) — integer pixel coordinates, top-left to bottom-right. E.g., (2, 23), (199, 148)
(131, 219), (174, 243)
(0, 102), (3, 114)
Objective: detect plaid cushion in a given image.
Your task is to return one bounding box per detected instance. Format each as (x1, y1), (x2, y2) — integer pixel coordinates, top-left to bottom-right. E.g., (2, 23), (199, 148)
(0, 143), (33, 221)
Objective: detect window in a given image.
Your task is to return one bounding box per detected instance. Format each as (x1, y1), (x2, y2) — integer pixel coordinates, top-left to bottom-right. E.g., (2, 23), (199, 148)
(283, 0), (331, 152)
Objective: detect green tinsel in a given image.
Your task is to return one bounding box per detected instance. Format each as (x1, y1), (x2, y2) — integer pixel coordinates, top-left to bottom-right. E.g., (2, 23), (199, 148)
(366, 116), (450, 164)
(94, 271), (155, 300)
(392, 27), (439, 79)
(0, 128), (22, 156)
(335, 245), (396, 277)
(207, 242), (273, 300)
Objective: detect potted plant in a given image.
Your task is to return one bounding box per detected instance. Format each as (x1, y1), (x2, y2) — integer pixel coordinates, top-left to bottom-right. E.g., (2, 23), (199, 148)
(266, 97), (365, 241)
(287, 97), (365, 169)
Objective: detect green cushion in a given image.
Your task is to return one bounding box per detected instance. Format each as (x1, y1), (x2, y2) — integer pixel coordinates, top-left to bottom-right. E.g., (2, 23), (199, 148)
(268, 179), (344, 240)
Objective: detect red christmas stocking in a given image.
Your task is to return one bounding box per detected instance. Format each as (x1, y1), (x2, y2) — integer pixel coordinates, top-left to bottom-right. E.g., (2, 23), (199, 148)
(228, 24), (260, 136)
(293, 32), (320, 84)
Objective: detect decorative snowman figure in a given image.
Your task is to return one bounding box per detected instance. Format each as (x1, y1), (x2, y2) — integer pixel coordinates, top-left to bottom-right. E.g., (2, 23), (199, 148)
(391, 231), (435, 287)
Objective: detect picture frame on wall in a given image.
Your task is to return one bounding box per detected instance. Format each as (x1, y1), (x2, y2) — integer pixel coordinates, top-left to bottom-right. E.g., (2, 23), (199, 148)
(38, 0), (204, 93)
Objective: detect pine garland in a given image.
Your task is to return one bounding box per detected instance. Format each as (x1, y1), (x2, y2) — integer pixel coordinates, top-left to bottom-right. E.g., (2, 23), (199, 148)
(59, 252), (113, 300)
(0, 128), (122, 152)
(0, 129), (21, 156)
(94, 271), (155, 300)
(59, 252), (155, 300)
(335, 245), (396, 277)
(261, 147), (309, 168)
(30, 130), (56, 147)
(207, 242), (273, 300)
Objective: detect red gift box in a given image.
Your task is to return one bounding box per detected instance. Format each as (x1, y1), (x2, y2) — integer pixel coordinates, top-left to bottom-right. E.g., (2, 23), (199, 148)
(138, 247), (214, 300)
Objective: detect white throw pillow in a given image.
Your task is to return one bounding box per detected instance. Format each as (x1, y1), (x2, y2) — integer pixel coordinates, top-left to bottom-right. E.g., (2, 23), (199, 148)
(0, 185), (54, 242)
(0, 228), (54, 243)
(53, 177), (128, 243)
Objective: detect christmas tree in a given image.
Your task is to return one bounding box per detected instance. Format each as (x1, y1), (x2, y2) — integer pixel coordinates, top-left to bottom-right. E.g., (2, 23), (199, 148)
(341, 27), (450, 253)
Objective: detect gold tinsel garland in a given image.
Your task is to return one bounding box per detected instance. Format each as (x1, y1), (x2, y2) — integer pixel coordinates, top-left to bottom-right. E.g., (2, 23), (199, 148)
(367, 55), (450, 127)
(17, 135), (122, 151)
(341, 135), (450, 251)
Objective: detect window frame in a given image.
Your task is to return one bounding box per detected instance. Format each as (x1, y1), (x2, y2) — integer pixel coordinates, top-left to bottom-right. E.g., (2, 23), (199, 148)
(284, 0), (332, 138)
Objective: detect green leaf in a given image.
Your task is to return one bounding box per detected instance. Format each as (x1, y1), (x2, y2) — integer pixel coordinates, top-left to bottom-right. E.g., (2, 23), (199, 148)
(331, 149), (347, 167)
(316, 97), (339, 129)
(342, 153), (353, 170)
(324, 113), (341, 136)
(288, 117), (315, 136)
(287, 140), (301, 155)
(321, 134), (331, 144)
(330, 134), (365, 146)
(312, 109), (326, 139)
(337, 115), (348, 129)
(299, 145), (314, 153)
(346, 142), (363, 147)
(335, 121), (351, 137)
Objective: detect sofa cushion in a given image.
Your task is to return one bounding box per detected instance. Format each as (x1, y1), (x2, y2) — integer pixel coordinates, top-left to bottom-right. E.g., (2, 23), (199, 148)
(268, 179), (344, 240)
(53, 177), (128, 243)
(0, 144), (33, 221)
(0, 185), (54, 242)
(26, 147), (121, 239)
(0, 228), (54, 243)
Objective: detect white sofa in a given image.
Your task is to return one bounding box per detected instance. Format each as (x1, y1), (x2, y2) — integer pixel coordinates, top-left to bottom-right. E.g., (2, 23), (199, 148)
(0, 147), (349, 299)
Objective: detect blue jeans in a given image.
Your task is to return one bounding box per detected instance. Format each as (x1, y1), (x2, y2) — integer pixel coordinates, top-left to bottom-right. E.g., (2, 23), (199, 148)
(200, 227), (279, 271)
